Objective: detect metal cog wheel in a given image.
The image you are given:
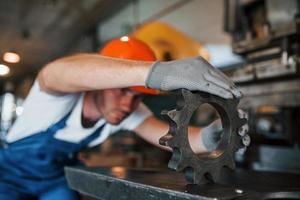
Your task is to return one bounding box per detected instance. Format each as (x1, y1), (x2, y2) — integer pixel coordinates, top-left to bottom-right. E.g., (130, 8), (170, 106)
(159, 89), (249, 185)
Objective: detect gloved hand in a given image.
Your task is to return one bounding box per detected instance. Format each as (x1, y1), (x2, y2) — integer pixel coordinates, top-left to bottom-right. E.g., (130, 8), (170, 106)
(201, 116), (250, 152)
(201, 119), (223, 152)
(146, 56), (242, 99)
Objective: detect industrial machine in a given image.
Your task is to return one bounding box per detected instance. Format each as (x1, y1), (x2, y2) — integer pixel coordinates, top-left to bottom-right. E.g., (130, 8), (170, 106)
(223, 0), (300, 173)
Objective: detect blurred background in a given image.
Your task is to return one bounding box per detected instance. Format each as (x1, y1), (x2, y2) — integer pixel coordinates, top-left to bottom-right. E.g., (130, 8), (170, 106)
(0, 0), (300, 174)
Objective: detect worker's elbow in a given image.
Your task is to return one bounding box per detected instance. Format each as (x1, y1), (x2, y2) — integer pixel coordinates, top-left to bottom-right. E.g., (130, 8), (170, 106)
(37, 67), (48, 92)
(37, 62), (57, 93)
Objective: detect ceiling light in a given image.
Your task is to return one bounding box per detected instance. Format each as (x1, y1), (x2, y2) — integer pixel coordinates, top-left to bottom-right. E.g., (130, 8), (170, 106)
(3, 52), (21, 63)
(120, 36), (129, 42)
(0, 64), (10, 76)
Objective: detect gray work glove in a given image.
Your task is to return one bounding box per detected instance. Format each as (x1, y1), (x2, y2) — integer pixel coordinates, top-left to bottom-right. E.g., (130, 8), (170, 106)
(201, 114), (250, 152)
(146, 56), (242, 99)
(201, 120), (223, 152)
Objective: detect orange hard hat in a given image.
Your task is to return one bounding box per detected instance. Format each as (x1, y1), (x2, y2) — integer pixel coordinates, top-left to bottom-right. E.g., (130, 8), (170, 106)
(100, 36), (159, 95)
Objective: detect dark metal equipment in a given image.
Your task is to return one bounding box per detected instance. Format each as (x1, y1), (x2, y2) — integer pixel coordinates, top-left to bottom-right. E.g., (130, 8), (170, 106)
(224, 0), (300, 88)
(223, 0), (300, 174)
(159, 89), (248, 184)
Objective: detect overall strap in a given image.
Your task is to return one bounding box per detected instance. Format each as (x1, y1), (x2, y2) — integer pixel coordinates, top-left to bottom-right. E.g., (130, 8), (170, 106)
(78, 123), (106, 149)
(4, 109), (74, 147)
(46, 110), (73, 135)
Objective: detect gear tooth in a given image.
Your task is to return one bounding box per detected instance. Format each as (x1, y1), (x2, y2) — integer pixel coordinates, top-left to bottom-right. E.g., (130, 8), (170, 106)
(160, 134), (179, 147)
(237, 109), (248, 128)
(168, 110), (180, 121)
(238, 124), (249, 136)
(159, 134), (172, 146)
(238, 109), (248, 119)
(175, 161), (188, 171)
(242, 134), (251, 146)
(226, 158), (236, 170)
(196, 171), (212, 185)
(181, 89), (193, 98)
(168, 159), (178, 170)
(193, 172), (203, 184)
(184, 167), (198, 183)
(210, 169), (221, 183)
(184, 167), (213, 185)
(162, 109), (180, 122)
(161, 110), (169, 116)
(181, 89), (196, 103)
(161, 109), (173, 120)
(237, 147), (247, 155)
(168, 148), (182, 170)
(169, 151), (189, 171)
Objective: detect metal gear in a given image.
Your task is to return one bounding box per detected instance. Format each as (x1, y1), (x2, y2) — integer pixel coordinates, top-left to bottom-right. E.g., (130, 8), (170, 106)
(159, 89), (248, 185)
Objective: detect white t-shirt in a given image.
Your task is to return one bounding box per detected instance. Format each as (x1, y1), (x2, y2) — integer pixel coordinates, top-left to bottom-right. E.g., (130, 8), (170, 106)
(6, 81), (152, 147)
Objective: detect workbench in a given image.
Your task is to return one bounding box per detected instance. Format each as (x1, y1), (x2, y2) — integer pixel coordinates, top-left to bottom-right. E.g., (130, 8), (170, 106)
(65, 166), (300, 199)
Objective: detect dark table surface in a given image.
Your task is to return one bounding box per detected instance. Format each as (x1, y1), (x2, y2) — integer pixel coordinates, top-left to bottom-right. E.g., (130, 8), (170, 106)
(65, 166), (300, 200)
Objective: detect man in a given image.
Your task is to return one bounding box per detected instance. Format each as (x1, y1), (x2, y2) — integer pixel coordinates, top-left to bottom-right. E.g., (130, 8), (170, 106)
(0, 36), (241, 200)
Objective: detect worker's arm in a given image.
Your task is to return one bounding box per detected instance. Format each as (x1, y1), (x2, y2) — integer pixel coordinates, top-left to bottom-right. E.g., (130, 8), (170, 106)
(38, 54), (241, 99)
(134, 116), (209, 153)
(134, 114), (250, 153)
(38, 53), (152, 94)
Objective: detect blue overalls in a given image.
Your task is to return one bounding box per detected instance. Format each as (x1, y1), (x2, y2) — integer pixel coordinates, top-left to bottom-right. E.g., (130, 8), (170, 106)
(0, 111), (105, 200)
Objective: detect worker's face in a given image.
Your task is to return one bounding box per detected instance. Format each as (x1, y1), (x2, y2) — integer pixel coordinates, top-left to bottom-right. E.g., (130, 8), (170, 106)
(94, 88), (144, 125)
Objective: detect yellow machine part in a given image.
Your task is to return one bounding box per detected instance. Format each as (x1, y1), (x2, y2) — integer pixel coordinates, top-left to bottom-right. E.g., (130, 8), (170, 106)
(132, 21), (209, 61)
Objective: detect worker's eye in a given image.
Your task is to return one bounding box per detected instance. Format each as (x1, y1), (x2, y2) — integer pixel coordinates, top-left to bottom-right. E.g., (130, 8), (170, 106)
(134, 94), (144, 101)
(120, 88), (130, 95)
